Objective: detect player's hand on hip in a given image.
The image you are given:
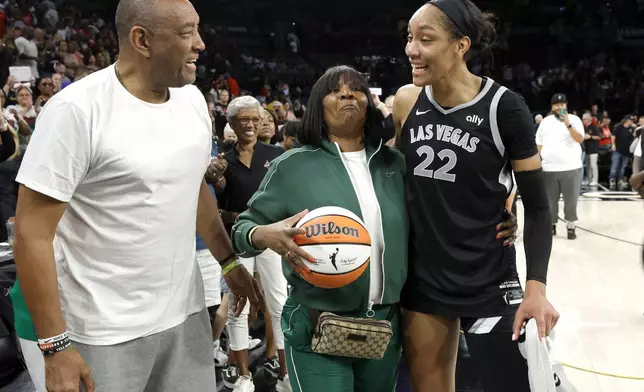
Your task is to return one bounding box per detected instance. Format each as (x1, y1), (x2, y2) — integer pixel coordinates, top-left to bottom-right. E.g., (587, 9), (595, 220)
(251, 209), (316, 272)
(512, 284), (559, 341)
(225, 265), (263, 315)
(497, 209), (518, 247)
(44, 348), (95, 392)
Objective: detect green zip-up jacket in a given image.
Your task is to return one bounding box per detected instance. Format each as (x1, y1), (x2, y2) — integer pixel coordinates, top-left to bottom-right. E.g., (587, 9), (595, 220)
(232, 139), (408, 313)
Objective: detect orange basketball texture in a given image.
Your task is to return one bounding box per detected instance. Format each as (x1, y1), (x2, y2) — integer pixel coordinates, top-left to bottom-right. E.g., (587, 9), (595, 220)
(294, 215), (371, 246)
(294, 214), (371, 289)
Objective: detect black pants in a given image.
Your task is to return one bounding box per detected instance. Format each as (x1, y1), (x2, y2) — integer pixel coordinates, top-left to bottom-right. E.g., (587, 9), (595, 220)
(459, 314), (530, 392)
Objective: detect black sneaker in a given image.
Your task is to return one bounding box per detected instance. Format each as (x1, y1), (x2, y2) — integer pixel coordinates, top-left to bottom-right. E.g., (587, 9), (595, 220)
(552, 225), (557, 236)
(223, 364), (239, 389)
(567, 227), (576, 240)
(263, 356), (280, 379)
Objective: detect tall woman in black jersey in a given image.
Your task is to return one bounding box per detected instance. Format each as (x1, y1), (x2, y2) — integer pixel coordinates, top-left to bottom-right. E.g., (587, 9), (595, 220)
(394, 1), (559, 391)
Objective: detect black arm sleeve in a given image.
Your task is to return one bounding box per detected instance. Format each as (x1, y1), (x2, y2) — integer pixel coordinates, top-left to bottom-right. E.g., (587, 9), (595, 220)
(514, 169), (551, 284)
(497, 90), (551, 284)
(0, 131), (16, 163)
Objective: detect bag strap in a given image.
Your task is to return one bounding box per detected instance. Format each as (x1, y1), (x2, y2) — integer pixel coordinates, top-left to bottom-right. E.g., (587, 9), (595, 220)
(385, 304), (399, 321)
(307, 304), (399, 326)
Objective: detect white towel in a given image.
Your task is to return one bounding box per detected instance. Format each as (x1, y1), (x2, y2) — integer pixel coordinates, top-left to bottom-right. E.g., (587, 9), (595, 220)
(518, 318), (578, 392)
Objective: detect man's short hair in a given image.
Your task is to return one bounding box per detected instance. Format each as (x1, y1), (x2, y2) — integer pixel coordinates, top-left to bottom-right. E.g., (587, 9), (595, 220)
(114, 0), (159, 43)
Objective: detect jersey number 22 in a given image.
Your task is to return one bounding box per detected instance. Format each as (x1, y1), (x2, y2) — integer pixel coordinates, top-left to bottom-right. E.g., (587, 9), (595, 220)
(413, 145), (457, 182)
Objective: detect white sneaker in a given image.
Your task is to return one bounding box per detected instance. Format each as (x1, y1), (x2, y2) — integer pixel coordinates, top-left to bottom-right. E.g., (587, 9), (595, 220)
(276, 374), (292, 392)
(233, 375), (255, 392)
(213, 341), (228, 367)
(248, 336), (262, 350)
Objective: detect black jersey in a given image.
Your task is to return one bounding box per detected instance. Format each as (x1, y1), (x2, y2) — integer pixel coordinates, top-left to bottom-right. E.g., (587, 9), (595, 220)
(400, 78), (538, 317)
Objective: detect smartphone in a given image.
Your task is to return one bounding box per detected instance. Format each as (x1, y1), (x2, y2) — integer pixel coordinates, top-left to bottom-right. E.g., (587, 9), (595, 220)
(369, 87), (382, 96)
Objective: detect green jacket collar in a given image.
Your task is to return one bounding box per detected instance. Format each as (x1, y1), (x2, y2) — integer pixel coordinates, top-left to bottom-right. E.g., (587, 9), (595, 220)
(318, 139), (384, 161)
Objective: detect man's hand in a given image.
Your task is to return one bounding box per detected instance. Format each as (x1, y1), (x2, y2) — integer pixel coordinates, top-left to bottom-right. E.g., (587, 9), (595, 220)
(562, 114), (571, 128)
(224, 265), (263, 316)
(512, 281), (559, 341)
(206, 154), (228, 182)
(44, 348), (95, 392)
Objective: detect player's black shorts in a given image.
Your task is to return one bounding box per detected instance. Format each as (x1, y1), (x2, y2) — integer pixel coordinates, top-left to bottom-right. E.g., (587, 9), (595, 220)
(401, 267), (530, 392)
(401, 265), (524, 318)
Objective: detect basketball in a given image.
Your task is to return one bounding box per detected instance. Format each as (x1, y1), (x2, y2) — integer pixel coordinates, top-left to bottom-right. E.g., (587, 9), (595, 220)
(293, 207), (371, 289)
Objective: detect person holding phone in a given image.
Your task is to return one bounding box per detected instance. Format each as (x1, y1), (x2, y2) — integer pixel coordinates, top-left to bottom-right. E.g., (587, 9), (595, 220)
(535, 94), (585, 239)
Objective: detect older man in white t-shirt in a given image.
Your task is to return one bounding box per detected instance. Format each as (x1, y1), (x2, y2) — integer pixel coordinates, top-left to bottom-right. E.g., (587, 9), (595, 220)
(12, 1), (261, 391)
(535, 93), (585, 240)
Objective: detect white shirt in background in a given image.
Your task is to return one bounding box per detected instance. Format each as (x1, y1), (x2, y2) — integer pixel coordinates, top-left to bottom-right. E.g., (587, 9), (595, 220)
(634, 136), (642, 158)
(16, 64), (212, 345)
(340, 149), (384, 305)
(535, 114), (585, 172)
(14, 36), (39, 79)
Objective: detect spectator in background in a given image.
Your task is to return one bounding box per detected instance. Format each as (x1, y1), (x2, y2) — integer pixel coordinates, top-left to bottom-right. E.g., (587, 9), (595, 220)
(14, 25), (39, 79)
(282, 101), (297, 121)
(599, 116), (613, 153)
(213, 90), (229, 140)
(224, 73), (240, 97)
(0, 88), (19, 242)
(536, 94), (585, 240)
(0, 5), (7, 39)
(291, 99), (305, 119)
(0, 110), (17, 163)
(583, 113), (601, 187)
(5, 86), (35, 149)
(258, 108), (278, 144)
(36, 77), (55, 105)
(633, 117), (644, 175)
(219, 89), (230, 107)
(208, 96), (290, 392)
(268, 100), (287, 127)
(610, 115), (636, 191)
(52, 61), (72, 88)
(278, 120), (300, 150)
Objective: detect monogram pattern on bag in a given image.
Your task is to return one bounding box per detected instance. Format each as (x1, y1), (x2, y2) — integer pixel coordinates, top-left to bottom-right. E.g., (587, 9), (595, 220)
(311, 313), (393, 360)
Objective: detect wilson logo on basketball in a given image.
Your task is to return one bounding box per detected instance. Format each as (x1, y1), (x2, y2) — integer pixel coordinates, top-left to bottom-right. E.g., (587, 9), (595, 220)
(294, 207), (371, 289)
(305, 222), (360, 239)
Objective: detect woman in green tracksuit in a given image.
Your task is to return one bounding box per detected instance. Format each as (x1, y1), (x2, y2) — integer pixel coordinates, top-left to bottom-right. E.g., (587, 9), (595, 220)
(232, 66), (517, 392)
(231, 66), (408, 392)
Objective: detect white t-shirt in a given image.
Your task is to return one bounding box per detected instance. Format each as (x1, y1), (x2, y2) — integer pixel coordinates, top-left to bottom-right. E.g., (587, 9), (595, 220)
(16, 64), (212, 345)
(535, 114), (585, 172)
(14, 36), (39, 79)
(341, 149), (384, 304)
(635, 136), (642, 158)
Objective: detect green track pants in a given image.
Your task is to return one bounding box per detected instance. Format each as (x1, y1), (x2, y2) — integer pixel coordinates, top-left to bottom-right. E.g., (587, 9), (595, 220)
(281, 297), (402, 392)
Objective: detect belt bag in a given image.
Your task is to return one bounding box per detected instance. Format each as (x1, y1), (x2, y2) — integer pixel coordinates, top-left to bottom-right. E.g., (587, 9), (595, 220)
(308, 305), (396, 360)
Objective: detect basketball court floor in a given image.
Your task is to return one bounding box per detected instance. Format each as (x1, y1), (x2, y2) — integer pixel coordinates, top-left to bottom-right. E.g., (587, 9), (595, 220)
(514, 193), (643, 392)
